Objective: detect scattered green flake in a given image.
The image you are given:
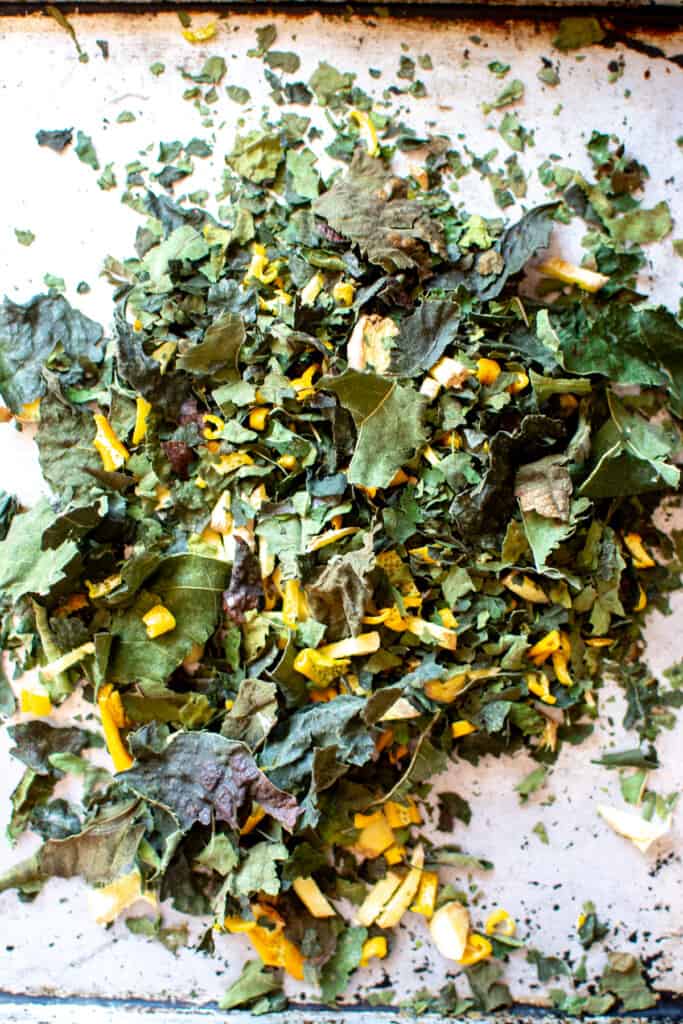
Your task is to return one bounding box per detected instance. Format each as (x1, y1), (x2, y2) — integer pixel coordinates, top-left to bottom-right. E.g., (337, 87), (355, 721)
(532, 821), (549, 844)
(554, 17), (606, 52)
(482, 79), (524, 114)
(226, 85), (251, 105)
(97, 163), (117, 191)
(116, 111), (136, 124)
(150, 61), (165, 76)
(74, 130), (99, 171)
(488, 60), (510, 78)
(516, 766), (548, 802)
(43, 273), (66, 292)
(14, 229), (35, 247)
(537, 61), (560, 86)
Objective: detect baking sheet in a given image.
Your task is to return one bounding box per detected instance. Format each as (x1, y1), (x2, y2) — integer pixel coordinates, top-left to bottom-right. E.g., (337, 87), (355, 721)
(0, 7), (681, 1018)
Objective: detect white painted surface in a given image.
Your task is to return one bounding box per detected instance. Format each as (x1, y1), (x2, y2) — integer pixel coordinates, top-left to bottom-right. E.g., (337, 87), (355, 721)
(0, 8), (681, 1014)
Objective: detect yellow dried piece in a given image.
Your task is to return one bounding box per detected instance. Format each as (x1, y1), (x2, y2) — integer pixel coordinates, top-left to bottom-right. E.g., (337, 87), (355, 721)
(307, 527), (360, 552)
(18, 398), (41, 422)
(182, 22), (217, 43)
(294, 648), (350, 686)
(385, 800), (421, 829)
(459, 933), (493, 965)
(88, 868), (156, 925)
(409, 545), (439, 564)
(154, 485), (172, 511)
(213, 452), (254, 475)
(249, 407), (269, 431)
(411, 871), (439, 918)
(290, 363), (320, 400)
(301, 272), (324, 307)
(360, 936), (388, 967)
(240, 805), (266, 836)
(98, 684), (133, 773)
(292, 877), (336, 918)
(282, 578), (308, 629)
(430, 900), (470, 960)
(349, 109), (379, 157)
(624, 532), (655, 569)
(476, 358), (501, 386)
(384, 844), (405, 865)
(224, 904), (305, 980)
(528, 629), (561, 665)
(132, 396), (152, 445)
(537, 257), (609, 294)
(210, 492), (233, 535)
(597, 804), (671, 853)
(376, 845), (424, 928)
(507, 371), (529, 394)
(244, 243), (279, 285)
(86, 574), (122, 599)
(142, 604), (176, 638)
(438, 608), (458, 630)
(403, 616), (457, 651)
(526, 672), (556, 705)
(354, 810), (396, 859)
(333, 280), (355, 306)
(503, 572), (549, 604)
(452, 720), (477, 739)
(318, 631), (381, 660)
(355, 872), (402, 926)
(20, 689), (52, 716)
(347, 314), (398, 374)
(634, 586), (648, 612)
(203, 414), (225, 440)
(485, 908), (516, 937)
(278, 454), (298, 471)
(585, 637), (614, 648)
(425, 674), (468, 703)
(93, 414), (129, 472)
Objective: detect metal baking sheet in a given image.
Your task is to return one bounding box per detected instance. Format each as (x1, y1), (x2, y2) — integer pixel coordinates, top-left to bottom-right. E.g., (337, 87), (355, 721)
(0, 7), (681, 1022)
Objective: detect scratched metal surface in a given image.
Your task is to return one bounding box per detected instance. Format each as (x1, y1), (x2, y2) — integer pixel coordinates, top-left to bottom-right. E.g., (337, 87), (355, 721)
(0, 8), (681, 1019)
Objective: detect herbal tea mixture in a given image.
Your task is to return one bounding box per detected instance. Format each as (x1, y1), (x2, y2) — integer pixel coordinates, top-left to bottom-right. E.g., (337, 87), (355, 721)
(0, 12), (682, 1015)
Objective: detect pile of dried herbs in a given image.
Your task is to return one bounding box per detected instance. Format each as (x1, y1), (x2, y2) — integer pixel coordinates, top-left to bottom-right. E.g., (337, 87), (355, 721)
(0, 22), (682, 1015)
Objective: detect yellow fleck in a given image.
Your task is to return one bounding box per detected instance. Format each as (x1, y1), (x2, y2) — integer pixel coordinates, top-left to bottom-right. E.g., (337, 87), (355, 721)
(485, 909), (516, 937)
(528, 629), (561, 665)
(20, 689), (52, 716)
(195, 476), (208, 489)
(203, 414), (225, 440)
(411, 871), (439, 918)
(142, 604), (176, 639)
(98, 684), (133, 773)
(634, 586), (647, 612)
(213, 452), (254, 475)
(278, 454), (298, 471)
(385, 800), (422, 829)
(244, 242), (279, 285)
(93, 414), (129, 472)
(240, 805), (266, 836)
(301, 272), (324, 307)
(86, 574), (122, 599)
(585, 637), (614, 648)
(503, 572), (549, 604)
(131, 396), (152, 445)
(283, 578), (308, 629)
(182, 22), (217, 43)
(307, 527), (360, 552)
(133, 318), (143, 332)
(384, 844), (405, 865)
(459, 933), (493, 966)
(290, 363), (320, 400)
(508, 371), (529, 395)
(624, 533), (655, 569)
(537, 257), (609, 294)
(360, 936), (388, 967)
(527, 671), (556, 705)
(249, 406), (269, 431)
(452, 720), (477, 739)
(349, 109), (379, 157)
(476, 358), (501, 386)
(18, 398), (41, 422)
(333, 280), (355, 306)
(151, 340), (176, 373)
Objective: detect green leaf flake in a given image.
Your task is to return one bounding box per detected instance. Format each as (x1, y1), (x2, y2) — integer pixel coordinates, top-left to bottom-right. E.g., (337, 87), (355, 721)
(219, 960), (282, 1011)
(553, 17), (605, 52)
(74, 130), (99, 170)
